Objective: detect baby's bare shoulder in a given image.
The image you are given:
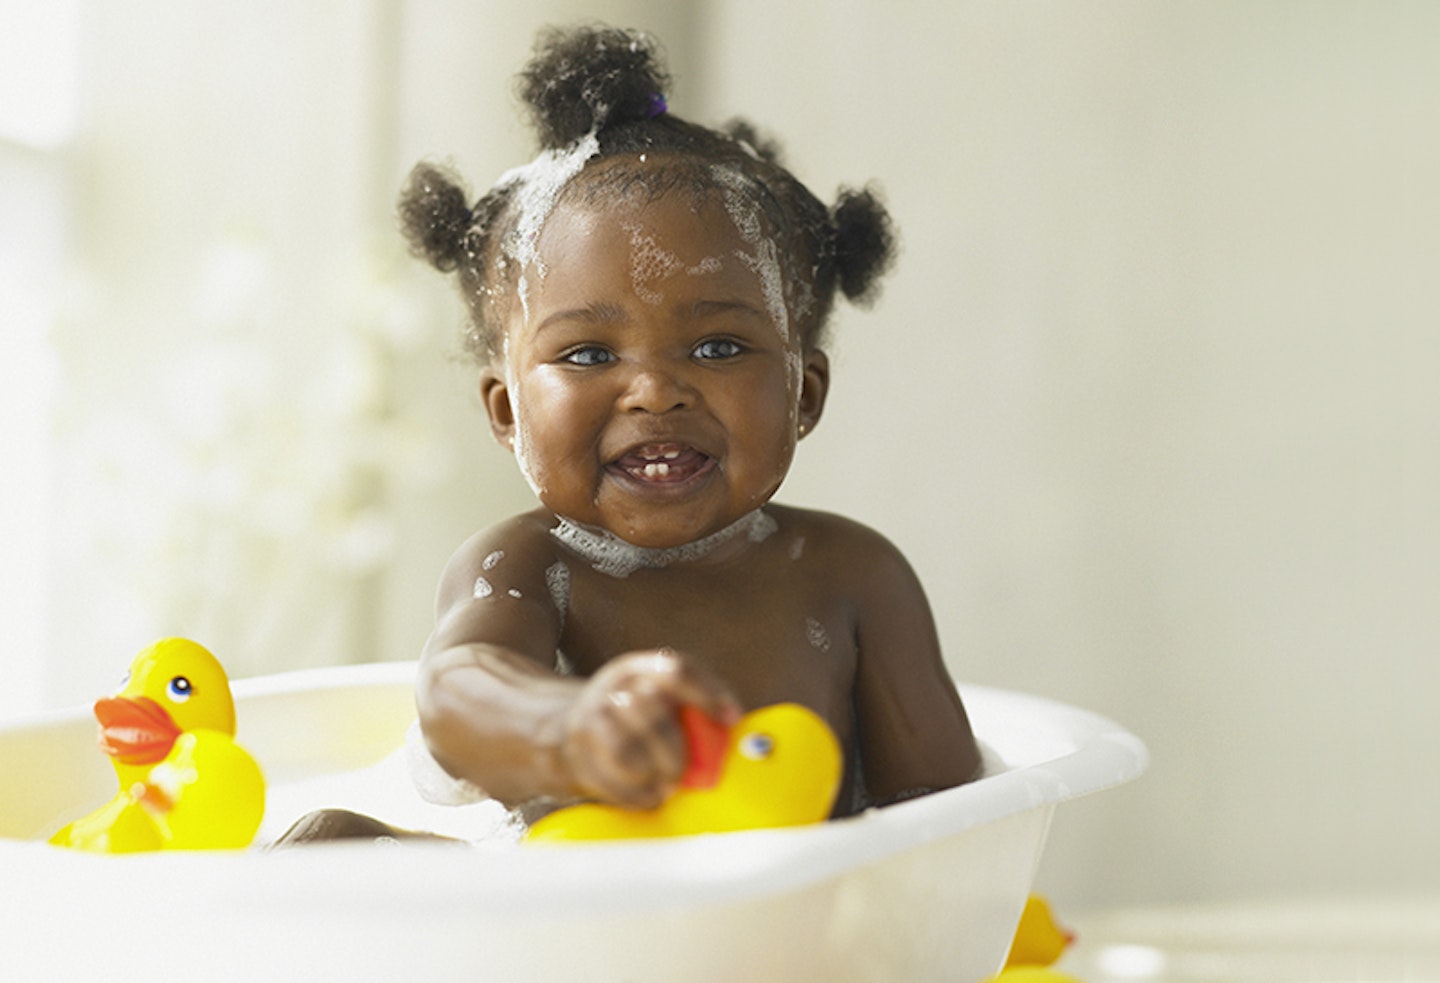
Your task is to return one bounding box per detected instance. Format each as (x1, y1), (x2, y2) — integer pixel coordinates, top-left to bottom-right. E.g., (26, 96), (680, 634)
(435, 510), (563, 612)
(768, 505), (914, 584)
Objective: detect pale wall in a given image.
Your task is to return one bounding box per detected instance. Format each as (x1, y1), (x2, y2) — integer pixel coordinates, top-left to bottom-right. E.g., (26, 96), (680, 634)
(699, 0), (1440, 909)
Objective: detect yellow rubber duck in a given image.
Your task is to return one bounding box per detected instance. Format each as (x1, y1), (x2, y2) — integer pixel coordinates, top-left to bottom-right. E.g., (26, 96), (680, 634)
(526, 702), (841, 842)
(48, 638), (265, 853)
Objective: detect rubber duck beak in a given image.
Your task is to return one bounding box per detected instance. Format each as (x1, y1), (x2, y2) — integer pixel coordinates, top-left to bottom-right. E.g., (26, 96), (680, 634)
(94, 696), (182, 765)
(678, 705), (729, 789)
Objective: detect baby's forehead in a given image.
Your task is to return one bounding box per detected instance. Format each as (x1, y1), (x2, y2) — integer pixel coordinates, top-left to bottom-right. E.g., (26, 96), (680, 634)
(530, 196), (777, 319)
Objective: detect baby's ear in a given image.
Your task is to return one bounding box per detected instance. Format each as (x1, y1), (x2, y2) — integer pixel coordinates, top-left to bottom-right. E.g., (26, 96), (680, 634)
(797, 349), (830, 438)
(479, 367), (517, 449)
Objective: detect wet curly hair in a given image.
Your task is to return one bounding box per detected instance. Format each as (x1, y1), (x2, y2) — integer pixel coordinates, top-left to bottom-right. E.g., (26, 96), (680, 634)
(398, 24), (896, 362)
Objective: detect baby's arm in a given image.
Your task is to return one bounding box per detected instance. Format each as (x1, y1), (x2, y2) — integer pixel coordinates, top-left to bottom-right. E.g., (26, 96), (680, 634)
(417, 518), (739, 810)
(846, 524), (983, 804)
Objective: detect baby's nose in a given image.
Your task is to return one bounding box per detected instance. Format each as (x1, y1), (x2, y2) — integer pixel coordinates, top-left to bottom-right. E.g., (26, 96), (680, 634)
(618, 363), (695, 414)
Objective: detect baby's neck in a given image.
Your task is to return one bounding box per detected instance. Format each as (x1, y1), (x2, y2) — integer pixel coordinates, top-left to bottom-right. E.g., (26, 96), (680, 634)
(550, 510), (778, 578)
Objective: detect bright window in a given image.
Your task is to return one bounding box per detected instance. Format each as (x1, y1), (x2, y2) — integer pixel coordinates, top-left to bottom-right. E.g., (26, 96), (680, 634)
(0, 0), (81, 715)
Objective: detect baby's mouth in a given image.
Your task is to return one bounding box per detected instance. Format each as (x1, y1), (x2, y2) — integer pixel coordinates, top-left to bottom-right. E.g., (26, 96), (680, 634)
(611, 443), (714, 484)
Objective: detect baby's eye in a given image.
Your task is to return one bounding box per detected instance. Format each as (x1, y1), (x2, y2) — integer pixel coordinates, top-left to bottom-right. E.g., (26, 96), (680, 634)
(561, 346), (616, 367)
(693, 338), (744, 361)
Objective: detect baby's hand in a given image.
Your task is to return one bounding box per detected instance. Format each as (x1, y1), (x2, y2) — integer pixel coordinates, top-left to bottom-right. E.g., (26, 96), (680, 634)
(556, 650), (740, 809)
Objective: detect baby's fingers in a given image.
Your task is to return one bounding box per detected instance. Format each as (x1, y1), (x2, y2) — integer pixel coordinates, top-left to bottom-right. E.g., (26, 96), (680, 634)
(562, 687), (688, 807)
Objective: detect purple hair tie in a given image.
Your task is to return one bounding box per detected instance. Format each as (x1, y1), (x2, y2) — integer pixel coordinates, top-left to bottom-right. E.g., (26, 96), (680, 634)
(646, 93), (668, 118)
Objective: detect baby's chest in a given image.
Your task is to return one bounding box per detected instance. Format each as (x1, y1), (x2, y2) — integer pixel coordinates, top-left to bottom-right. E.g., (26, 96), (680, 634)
(560, 571), (858, 717)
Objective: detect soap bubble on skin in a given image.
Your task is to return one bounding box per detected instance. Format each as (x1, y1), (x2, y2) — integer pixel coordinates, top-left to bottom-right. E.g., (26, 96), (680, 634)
(551, 509), (777, 578)
(704, 166), (809, 427)
(511, 413), (543, 497)
(734, 243), (789, 343)
(545, 561), (571, 631)
(502, 336), (546, 499)
(474, 574), (521, 602)
(785, 348), (804, 402)
(709, 163), (793, 345)
(622, 221), (685, 305)
(805, 617), (832, 653)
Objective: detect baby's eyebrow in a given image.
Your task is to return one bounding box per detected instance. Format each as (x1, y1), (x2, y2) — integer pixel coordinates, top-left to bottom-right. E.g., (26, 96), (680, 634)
(536, 301), (626, 333)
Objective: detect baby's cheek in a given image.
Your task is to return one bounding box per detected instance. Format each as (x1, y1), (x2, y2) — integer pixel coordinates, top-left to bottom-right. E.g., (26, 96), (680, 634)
(510, 378), (586, 497)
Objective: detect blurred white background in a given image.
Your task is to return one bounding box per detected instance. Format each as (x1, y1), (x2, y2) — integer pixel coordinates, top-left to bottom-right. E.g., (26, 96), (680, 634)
(2, 0), (1436, 914)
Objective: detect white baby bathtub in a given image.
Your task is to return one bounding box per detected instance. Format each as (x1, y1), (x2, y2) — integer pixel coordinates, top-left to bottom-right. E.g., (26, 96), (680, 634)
(0, 662), (1146, 983)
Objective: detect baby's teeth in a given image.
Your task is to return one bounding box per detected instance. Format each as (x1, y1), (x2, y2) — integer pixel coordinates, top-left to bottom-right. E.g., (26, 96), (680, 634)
(642, 462), (671, 478)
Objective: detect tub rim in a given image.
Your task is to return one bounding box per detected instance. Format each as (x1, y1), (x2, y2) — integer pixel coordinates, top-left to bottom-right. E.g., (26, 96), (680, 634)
(1, 661), (1148, 917)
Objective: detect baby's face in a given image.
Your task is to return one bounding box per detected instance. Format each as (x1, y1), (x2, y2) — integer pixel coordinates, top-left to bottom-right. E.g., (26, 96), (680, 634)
(487, 188), (825, 549)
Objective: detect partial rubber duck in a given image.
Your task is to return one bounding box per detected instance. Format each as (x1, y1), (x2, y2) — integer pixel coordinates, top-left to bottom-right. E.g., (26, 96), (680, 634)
(981, 894), (1081, 983)
(526, 702), (841, 842)
(48, 638), (265, 852)
(982, 970), (1084, 983)
(1006, 894), (1077, 968)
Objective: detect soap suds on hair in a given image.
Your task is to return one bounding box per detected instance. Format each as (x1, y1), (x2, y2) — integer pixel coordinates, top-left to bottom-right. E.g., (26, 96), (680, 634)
(482, 550), (505, 570)
(495, 132), (602, 323)
(551, 509), (777, 577)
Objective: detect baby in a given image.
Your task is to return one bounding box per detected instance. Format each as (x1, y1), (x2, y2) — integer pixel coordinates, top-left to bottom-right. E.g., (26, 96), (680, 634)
(367, 26), (980, 834)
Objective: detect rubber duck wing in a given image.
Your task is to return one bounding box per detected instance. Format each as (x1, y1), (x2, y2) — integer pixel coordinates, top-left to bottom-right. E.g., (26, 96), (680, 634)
(158, 731), (266, 849)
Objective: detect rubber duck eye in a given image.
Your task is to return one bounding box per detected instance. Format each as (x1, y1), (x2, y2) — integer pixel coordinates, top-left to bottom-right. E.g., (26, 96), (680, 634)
(167, 676), (193, 702)
(739, 732), (775, 760)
